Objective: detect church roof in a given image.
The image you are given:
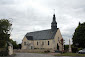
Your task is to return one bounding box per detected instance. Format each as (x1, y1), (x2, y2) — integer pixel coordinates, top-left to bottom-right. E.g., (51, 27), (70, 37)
(25, 28), (58, 40)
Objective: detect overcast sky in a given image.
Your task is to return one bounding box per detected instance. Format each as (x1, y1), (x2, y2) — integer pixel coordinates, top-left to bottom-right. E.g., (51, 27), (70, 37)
(0, 0), (85, 44)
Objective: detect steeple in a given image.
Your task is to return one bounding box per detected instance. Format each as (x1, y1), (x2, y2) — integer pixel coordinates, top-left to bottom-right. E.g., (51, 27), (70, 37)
(51, 14), (57, 31)
(79, 22), (81, 25)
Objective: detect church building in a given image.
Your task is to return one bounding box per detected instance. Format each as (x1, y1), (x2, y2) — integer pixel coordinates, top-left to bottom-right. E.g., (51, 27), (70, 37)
(22, 14), (63, 51)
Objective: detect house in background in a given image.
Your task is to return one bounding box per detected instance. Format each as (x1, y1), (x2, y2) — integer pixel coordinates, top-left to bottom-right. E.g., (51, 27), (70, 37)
(22, 14), (64, 51)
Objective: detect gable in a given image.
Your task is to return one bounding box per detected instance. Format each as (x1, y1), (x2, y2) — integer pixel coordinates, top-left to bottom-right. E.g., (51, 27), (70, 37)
(54, 28), (63, 43)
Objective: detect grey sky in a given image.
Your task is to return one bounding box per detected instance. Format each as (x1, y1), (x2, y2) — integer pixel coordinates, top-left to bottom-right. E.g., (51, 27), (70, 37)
(0, 0), (85, 44)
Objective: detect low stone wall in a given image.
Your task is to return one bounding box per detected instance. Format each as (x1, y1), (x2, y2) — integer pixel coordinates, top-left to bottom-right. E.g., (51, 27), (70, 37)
(14, 49), (54, 53)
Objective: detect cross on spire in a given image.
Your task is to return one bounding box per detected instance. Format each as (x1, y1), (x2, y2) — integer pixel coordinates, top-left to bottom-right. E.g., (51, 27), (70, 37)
(53, 9), (55, 14)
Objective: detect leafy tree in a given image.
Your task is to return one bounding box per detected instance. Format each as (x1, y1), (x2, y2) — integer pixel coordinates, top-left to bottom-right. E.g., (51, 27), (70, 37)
(0, 19), (12, 48)
(9, 39), (22, 49)
(9, 39), (19, 49)
(0, 40), (6, 48)
(72, 22), (85, 48)
(18, 44), (21, 49)
(64, 45), (69, 50)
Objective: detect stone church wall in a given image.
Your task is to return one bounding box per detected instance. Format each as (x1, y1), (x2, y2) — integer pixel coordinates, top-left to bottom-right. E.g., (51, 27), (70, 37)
(22, 37), (55, 50)
(21, 29), (64, 52)
(33, 39), (55, 49)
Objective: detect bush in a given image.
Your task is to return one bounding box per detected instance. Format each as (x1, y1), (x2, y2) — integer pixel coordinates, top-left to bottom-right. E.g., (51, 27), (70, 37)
(44, 50), (50, 53)
(64, 45), (69, 52)
(78, 48), (83, 51)
(72, 47), (78, 53)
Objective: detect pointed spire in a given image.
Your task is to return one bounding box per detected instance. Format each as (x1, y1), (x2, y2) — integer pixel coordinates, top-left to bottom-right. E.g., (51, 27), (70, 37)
(53, 14), (56, 21)
(79, 22), (81, 25)
(53, 9), (56, 22)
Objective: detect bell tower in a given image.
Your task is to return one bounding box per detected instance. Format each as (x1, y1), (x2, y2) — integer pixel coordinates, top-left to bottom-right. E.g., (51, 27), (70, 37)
(51, 14), (57, 31)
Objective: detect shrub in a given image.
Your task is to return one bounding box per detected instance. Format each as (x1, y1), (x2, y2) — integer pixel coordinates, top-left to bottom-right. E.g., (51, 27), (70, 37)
(44, 50), (50, 53)
(72, 47), (78, 53)
(78, 48), (83, 51)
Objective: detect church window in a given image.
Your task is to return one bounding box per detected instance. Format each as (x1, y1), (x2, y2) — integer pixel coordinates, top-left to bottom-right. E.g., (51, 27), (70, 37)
(48, 41), (49, 45)
(31, 46), (33, 49)
(37, 42), (38, 45)
(42, 42), (44, 45)
(24, 42), (26, 45)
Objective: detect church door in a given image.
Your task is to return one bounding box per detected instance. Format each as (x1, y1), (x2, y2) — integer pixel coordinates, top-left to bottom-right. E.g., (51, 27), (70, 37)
(57, 44), (59, 50)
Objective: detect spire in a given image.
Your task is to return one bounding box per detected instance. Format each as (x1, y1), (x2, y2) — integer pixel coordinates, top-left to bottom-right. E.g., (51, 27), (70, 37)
(53, 9), (56, 22)
(79, 22), (81, 25)
(51, 14), (57, 31)
(53, 14), (56, 22)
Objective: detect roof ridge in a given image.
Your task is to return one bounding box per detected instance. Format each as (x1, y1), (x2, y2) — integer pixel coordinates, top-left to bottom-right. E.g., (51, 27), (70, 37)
(27, 29), (51, 34)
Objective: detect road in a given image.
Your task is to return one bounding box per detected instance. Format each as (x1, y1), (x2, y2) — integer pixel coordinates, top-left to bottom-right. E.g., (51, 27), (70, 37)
(14, 53), (85, 57)
(14, 53), (54, 57)
(0, 53), (84, 57)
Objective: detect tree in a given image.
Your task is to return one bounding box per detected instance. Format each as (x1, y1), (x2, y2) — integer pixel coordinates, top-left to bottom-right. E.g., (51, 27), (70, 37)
(64, 45), (69, 50)
(18, 44), (21, 49)
(0, 19), (12, 48)
(9, 39), (18, 49)
(72, 22), (85, 48)
(9, 39), (21, 49)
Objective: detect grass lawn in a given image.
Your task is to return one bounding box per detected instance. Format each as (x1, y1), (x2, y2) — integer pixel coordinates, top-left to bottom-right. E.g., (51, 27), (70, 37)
(54, 53), (85, 56)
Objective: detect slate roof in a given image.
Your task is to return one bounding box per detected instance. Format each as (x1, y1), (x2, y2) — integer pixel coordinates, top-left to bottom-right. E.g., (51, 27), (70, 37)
(25, 28), (58, 40)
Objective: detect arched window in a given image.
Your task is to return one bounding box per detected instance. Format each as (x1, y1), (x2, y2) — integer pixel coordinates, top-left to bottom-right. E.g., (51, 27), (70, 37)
(57, 44), (59, 50)
(48, 41), (49, 45)
(42, 42), (44, 45)
(37, 42), (38, 45)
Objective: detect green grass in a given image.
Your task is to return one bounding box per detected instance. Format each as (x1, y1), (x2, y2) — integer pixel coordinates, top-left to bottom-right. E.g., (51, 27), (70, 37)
(55, 53), (85, 56)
